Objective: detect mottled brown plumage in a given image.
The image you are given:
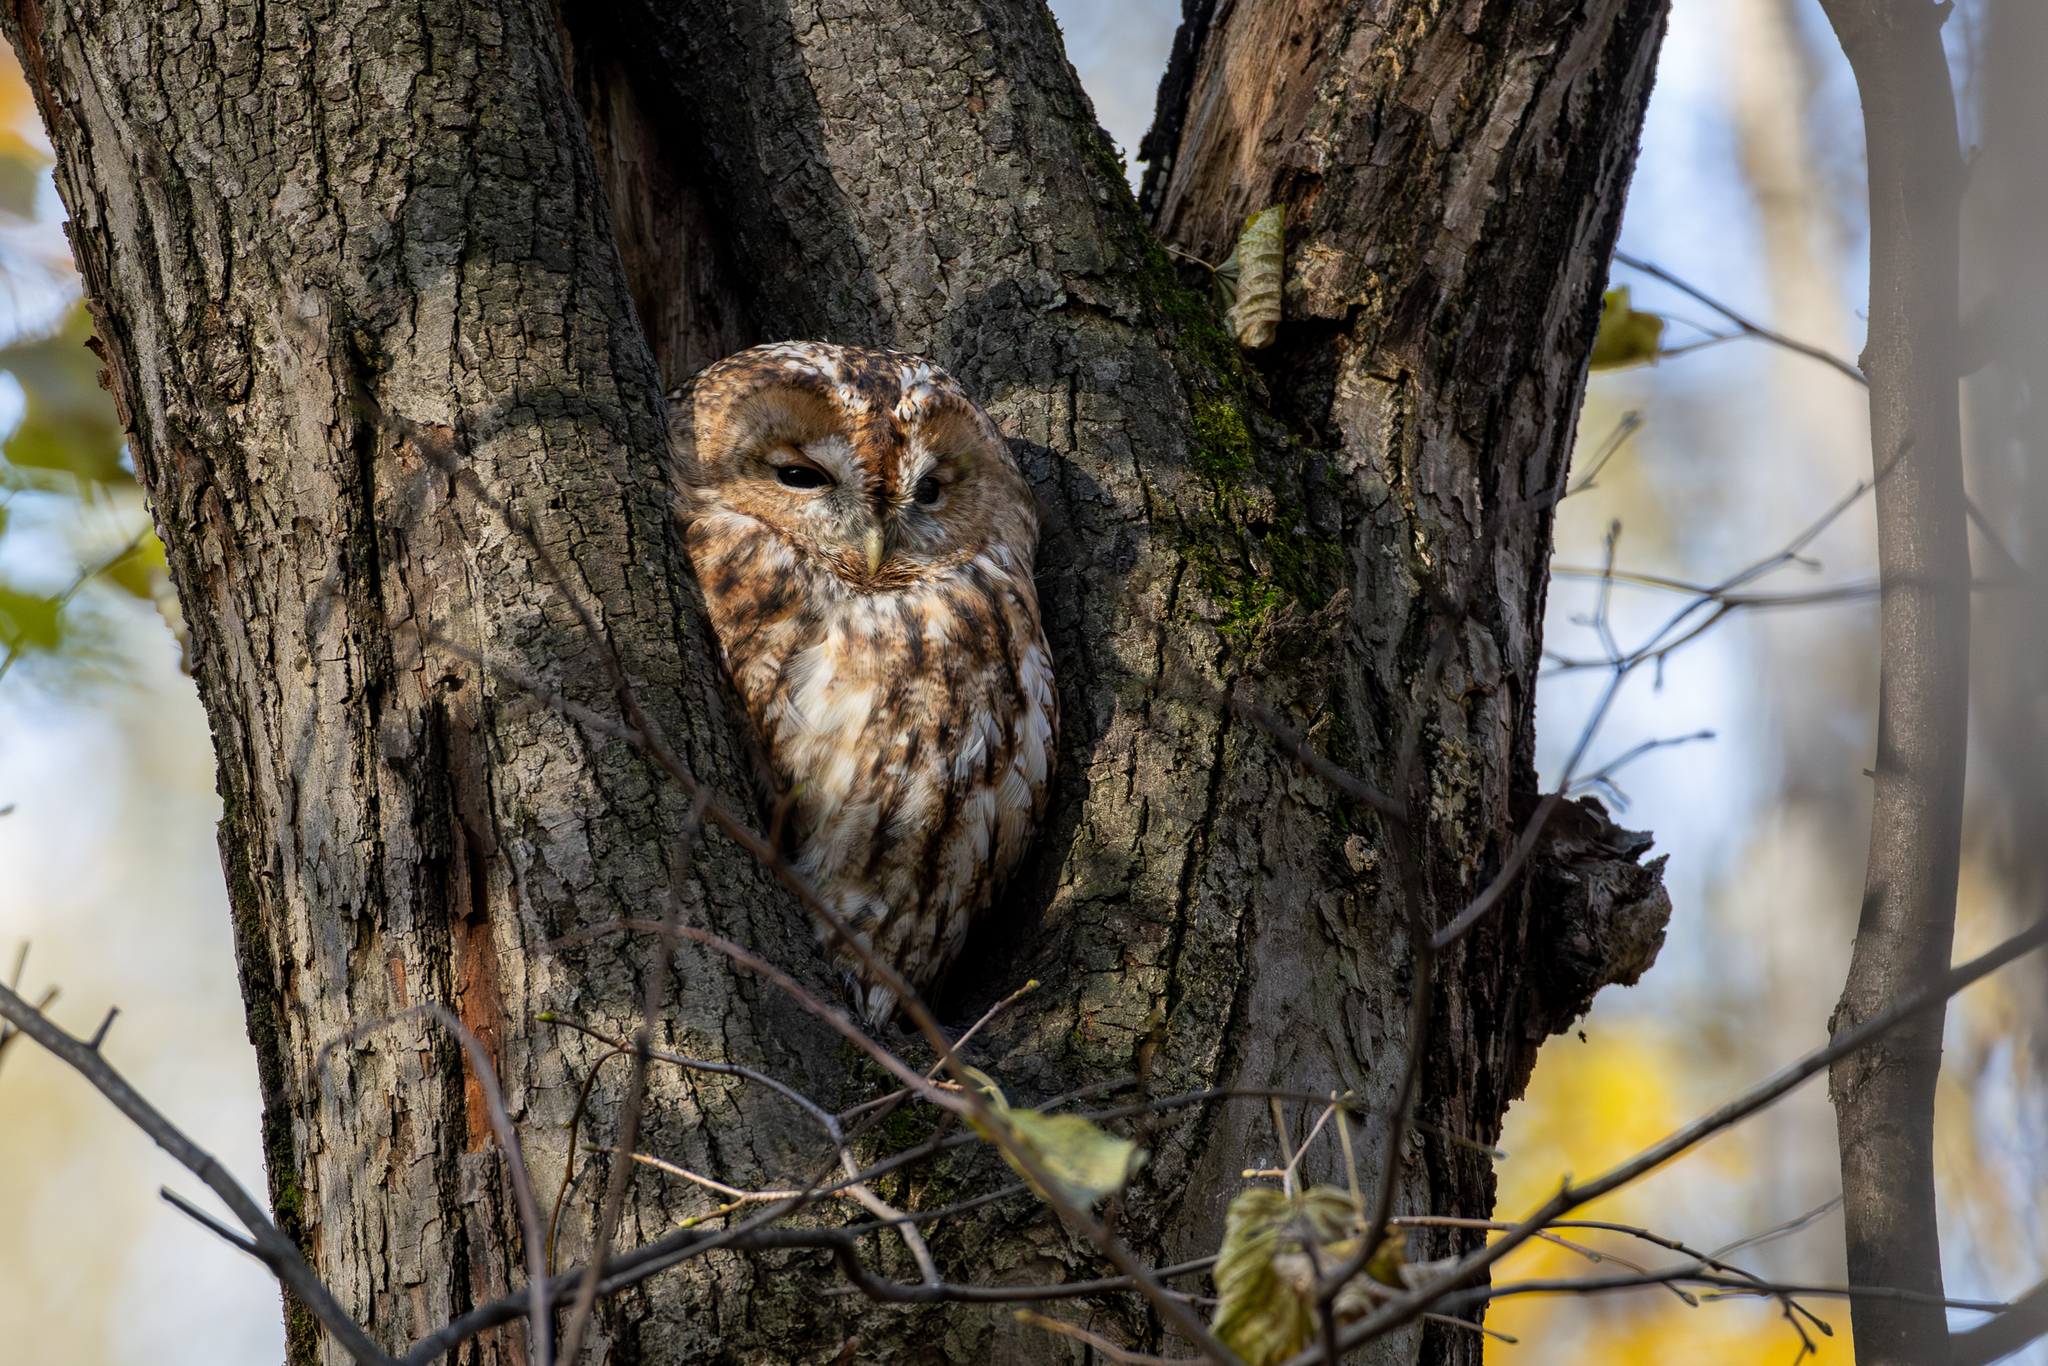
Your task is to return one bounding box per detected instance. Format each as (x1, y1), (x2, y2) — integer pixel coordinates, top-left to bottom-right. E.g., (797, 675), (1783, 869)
(674, 342), (1057, 1024)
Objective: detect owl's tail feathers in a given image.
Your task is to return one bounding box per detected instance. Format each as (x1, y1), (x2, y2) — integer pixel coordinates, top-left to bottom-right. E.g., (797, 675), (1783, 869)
(852, 978), (899, 1032)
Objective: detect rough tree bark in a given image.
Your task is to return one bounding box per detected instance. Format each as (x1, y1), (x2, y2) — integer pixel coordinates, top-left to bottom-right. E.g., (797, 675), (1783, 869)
(7, 1), (1670, 1362)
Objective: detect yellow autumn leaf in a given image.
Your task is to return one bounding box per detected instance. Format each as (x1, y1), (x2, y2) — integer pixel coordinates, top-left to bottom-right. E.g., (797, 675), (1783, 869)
(964, 1067), (1145, 1208)
(1589, 285), (1665, 370)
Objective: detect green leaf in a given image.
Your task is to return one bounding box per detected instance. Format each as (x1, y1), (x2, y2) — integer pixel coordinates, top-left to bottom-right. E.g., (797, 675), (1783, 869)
(1213, 1187), (1390, 1366)
(99, 529), (166, 600)
(0, 304), (126, 483)
(0, 584), (63, 654)
(0, 129), (48, 218)
(1590, 286), (1665, 370)
(965, 1067), (1146, 1208)
(1589, 285), (1665, 371)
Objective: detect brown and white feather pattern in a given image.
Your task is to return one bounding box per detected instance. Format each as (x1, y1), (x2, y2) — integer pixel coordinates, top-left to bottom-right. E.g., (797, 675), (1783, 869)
(676, 342), (1057, 1024)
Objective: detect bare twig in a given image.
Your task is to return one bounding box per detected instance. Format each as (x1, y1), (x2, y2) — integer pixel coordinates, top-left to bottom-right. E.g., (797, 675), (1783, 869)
(0, 980), (400, 1366)
(617, 1148), (803, 1203)
(835, 977), (1039, 1126)
(1013, 1310), (1210, 1365)
(1545, 473), (1879, 681)
(1428, 792), (1563, 953)
(0, 942), (57, 1073)
(1216, 685), (1406, 820)
(555, 920), (957, 1110)
(542, 1015), (845, 1142)
(1566, 731), (1717, 806)
(1273, 910), (2048, 1364)
(1708, 1195), (1844, 1261)
(1458, 1268), (2010, 1311)
(1612, 251), (1866, 384)
(1567, 410), (1645, 495)
(444, 1007), (556, 1366)
(0, 523), (152, 686)
(160, 1186), (261, 1256)
(547, 1047), (630, 1275)
(1952, 1276), (2048, 1366)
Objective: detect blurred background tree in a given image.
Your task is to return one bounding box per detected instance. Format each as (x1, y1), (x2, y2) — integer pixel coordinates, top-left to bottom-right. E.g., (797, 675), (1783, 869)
(0, 43), (274, 1366)
(0, 2), (2039, 1364)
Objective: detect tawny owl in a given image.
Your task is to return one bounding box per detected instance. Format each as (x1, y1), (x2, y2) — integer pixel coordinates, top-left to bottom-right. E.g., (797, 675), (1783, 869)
(674, 342), (1058, 1026)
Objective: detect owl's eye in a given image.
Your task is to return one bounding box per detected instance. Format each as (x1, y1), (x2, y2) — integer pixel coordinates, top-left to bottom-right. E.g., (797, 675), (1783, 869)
(776, 464), (832, 490)
(912, 475), (943, 506)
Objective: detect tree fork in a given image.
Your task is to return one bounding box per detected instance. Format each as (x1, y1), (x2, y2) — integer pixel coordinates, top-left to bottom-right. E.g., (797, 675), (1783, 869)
(9, 0), (1672, 1361)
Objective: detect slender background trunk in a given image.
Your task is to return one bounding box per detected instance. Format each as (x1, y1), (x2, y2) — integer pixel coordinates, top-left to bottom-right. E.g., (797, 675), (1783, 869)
(1813, 3), (1970, 1364)
(8, 1), (1671, 1361)
(1951, 1), (2048, 1353)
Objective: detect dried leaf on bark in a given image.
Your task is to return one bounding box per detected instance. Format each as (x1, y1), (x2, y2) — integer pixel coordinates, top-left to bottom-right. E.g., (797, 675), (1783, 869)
(1219, 205), (1285, 350)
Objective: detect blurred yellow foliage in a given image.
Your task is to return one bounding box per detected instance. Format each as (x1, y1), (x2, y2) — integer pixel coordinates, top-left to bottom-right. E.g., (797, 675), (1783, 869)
(1483, 1025), (1851, 1364)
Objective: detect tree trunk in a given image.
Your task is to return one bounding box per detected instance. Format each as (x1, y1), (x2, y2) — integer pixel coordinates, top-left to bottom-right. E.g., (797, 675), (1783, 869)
(7, 1), (1670, 1363)
(1813, 4), (1969, 1364)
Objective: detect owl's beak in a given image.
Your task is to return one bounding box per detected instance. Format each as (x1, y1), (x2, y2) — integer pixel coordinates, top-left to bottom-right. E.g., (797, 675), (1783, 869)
(862, 526), (885, 576)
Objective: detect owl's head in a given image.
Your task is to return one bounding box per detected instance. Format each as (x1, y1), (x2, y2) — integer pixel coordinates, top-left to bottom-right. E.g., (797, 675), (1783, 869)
(679, 342), (1036, 588)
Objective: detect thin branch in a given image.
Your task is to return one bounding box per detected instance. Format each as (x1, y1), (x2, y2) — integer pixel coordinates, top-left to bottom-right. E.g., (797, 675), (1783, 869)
(0, 980), (400, 1366)
(834, 977), (1039, 1125)
(839, 1148), (942, 1286)
(1423, 1311), (1516, 1344)
(1708, 1195), (1844, 1261)
(319, 1005), (551, 1365)
(1217, 685), (1406, 820)
(831, 1181), (1033, 1233)
(1456, 1268), (2010, 1311)
(554, 920), (957, 1111)
(1566, 731), (1716, 805)
(1275, 910), (2048, 1364)
(0, 941), (58, 1072)
(547, 1047), (630, 1275)
(161, 1186), (261, 1256)
(1612, 251), (1866, 384)
(1952, 1276), (2048, 1366)
(1549, 565), (1884, 611)
(1567, 410), (1646, 496)
(1398, 1209), (1837, 1326)
(1014, 1310), (1210, 1365)
(0, 523), (151, 686)
(1429, 793), (1563, 953)
(619, 1148), (803, 1203)
(542, 1014), (845, 1143)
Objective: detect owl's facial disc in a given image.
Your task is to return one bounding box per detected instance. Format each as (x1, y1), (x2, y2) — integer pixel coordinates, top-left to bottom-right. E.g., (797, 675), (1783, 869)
(696, 361), (1028, 589)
